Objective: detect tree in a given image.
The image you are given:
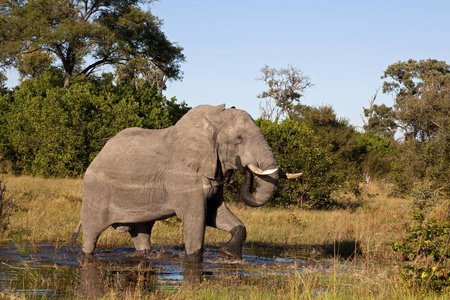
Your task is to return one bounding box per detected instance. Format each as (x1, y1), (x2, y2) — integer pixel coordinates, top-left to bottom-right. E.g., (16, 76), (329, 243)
(0, 71), (190, 176)
(16, 48), (55, 80)
(0, 72), (6, 90)
(356, 131), (393, 184)
(257, 65), (313, 119)
(361, 88), (397, 139)
(382, 59), (450, 141)
(0, 0), (185, 88)
(293, 104), (364, 187)
(116, 56), (169, 92)
(382, 59), (450, 195)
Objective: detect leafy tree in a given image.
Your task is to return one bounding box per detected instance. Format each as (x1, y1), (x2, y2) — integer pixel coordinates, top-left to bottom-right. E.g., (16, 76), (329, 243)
(356, 131), (393, 183)
(381, 59), (450, 195)
(362, 90), (398, 139)
(293, 105), (357, 157)
(382, 59), (450, 141)
(293, 104), (364, 188)
(0, 71), (189, 176)
(0, 0), (185, 88)
(16, 48), (55, 80)
(257, 65), (313, 120)
(116, 56), (169, 92)
(0, 72), (6, 92)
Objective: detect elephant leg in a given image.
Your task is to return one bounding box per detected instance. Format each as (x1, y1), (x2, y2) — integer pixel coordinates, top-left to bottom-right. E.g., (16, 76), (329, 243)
(82, 222), (108, 254)
(207, 194), (246, 260)
(129, 221), (155, 253)
(176, 203), (206, 263)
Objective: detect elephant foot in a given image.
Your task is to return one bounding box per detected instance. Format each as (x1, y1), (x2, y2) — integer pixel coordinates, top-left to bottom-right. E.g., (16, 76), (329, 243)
(78, 251), (98, 265)
(220, 225), (246, 260)
(220, 246), (242, 260)
(185, 249), (203, 263)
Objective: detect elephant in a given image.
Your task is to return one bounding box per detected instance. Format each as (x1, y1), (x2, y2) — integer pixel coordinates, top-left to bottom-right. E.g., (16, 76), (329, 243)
(71, 104), (301, 263)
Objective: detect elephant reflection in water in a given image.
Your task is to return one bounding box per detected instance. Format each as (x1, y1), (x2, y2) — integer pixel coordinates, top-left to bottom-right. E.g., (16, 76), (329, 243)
(76, 260), (161, 298)
(77, 261), (105, 298)
(71, 104), (301, 263)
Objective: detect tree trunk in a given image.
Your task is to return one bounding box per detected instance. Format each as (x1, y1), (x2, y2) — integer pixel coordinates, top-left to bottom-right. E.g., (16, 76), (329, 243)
(64, 73), (71, 89)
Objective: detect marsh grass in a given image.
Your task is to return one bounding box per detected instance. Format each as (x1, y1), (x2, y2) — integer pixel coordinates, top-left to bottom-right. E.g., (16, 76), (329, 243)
(2, 175), (448, 299)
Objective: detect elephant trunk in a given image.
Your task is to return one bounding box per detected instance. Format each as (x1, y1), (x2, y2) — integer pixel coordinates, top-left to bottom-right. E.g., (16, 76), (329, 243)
(240, 167), (278, 207)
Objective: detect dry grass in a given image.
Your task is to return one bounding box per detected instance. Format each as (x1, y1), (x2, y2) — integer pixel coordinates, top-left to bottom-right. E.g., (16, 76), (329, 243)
(1, 175), (411, 260)
(3, 175), (445, 299)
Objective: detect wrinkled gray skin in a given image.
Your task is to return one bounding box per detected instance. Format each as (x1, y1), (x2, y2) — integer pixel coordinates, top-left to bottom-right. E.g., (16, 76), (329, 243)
(80, 104), (279, 263)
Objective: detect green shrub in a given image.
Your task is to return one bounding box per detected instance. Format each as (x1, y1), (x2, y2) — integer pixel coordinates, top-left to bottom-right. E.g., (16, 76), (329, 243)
(0, 72), (189, 177)
(392, 210), (450, 294)
(356, 131), (393, 182)
(255, 119), (344, 208)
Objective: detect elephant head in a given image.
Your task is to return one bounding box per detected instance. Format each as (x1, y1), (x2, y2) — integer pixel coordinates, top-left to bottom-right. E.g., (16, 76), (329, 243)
(166, 104), (300, 206)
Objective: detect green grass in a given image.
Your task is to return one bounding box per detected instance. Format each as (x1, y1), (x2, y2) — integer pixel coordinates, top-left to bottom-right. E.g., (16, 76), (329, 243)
(1, 175), (448, 299)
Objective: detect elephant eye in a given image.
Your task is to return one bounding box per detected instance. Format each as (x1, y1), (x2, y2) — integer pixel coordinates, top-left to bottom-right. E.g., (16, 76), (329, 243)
(236, 135), (243, 140)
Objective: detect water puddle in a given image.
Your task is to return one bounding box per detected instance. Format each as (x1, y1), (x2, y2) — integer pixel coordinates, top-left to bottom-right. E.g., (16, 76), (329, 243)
(0, 243), (306, 297)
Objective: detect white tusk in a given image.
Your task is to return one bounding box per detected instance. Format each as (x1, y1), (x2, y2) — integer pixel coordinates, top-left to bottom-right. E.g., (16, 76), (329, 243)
(279, 170), (303, 180)
(285, 172), (303, 179)
(247, 164), (278, 176)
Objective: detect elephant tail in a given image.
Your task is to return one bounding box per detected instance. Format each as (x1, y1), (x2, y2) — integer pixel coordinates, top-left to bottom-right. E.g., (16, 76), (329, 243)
(69, 221), (82, 248)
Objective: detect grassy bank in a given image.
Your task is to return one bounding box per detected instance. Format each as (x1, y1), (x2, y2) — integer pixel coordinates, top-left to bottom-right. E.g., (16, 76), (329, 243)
(1, 175), (445, 299)
(1, 176), (410, 257)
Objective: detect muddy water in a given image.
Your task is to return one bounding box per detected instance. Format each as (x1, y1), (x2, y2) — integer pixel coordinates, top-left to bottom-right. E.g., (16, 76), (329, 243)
(0, 243), (305, 298)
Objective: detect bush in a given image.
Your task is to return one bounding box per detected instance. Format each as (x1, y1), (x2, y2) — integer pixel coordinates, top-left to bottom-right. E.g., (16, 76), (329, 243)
(390, 135), (450, 198)
(0, 72), (189, 177)
(392, 210), (450, 294)
(356, 131), (393, 182)
(255, 119), (345, 208)
(391, 180), (449, 294)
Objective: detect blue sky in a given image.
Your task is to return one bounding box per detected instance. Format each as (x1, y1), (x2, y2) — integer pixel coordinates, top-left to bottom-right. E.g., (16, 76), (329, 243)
(5, 1), (448, 128)
(148, 0), (449, 128)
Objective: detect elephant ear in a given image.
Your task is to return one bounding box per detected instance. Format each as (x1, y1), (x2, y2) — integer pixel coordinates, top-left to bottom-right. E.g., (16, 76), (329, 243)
(166, 104), (225, 179)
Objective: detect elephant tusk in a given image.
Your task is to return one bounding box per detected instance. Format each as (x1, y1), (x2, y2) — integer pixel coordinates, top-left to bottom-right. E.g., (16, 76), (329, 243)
(279, 170), (303, 180)
(247, 164), (278, 176)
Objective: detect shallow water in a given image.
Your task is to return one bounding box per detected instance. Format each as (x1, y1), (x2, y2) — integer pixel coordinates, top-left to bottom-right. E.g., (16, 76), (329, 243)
(0, 243), (306, 298)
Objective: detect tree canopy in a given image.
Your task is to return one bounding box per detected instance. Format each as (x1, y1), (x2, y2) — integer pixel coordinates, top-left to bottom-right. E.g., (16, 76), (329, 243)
(0, 71), (189, 176)
(257, 65), (313, 120)
(0, 0), (185, 88)
(362, 90), (397, 139)
(382, 59), (450, 141)
(379, 59), (450, 195)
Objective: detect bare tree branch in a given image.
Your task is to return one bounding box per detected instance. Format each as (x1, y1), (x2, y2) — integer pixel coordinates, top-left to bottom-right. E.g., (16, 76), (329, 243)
(257, 64), (313, 119)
